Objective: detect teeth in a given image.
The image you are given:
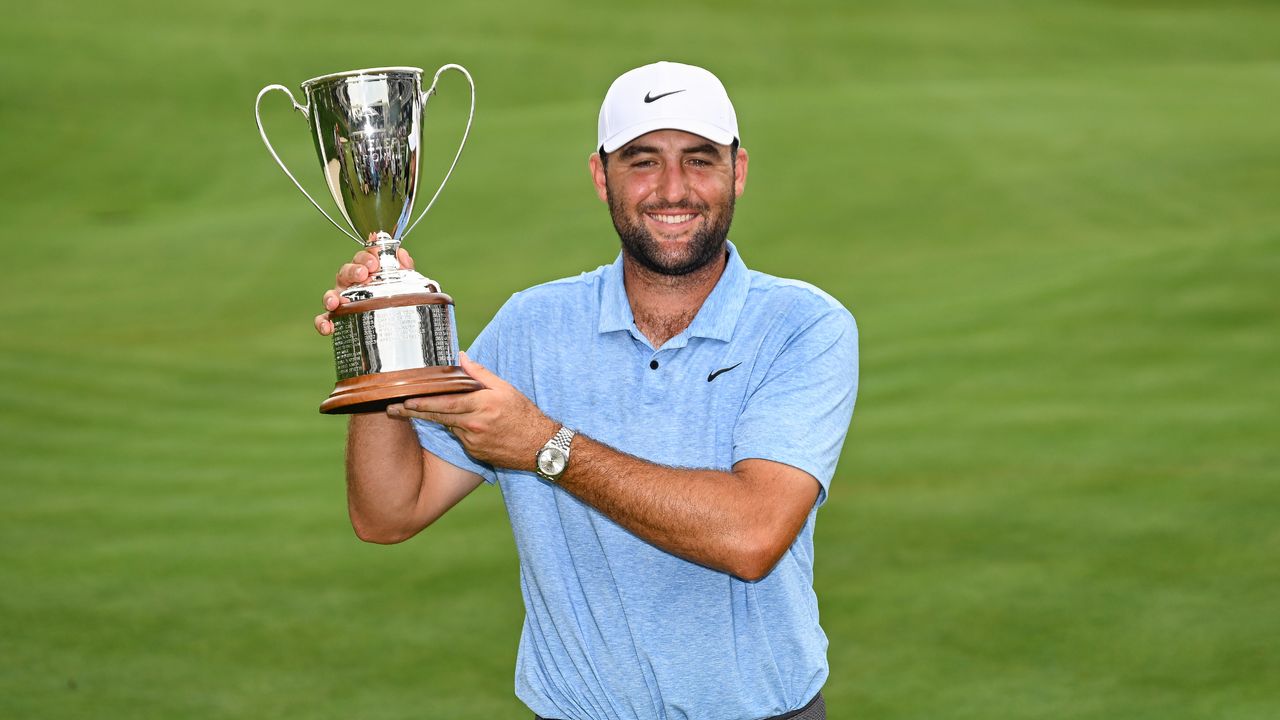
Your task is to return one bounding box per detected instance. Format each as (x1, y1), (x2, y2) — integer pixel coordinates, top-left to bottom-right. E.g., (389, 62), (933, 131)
(652, 213), (696, 224)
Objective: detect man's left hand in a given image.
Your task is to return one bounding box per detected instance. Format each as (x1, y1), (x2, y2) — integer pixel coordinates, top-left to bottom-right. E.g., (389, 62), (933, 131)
(388, 353), (559, 472)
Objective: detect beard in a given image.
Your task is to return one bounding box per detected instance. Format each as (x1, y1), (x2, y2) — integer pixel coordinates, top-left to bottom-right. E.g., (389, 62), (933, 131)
(606, 186), (735, 277)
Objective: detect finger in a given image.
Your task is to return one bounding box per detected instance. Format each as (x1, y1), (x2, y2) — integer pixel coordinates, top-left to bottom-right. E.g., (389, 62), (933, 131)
(323, 289), (343, 311)
(352, 249), (379, 271)
(402, 392), (480, 414)
(391, 407), (456, 426)
(387, 403), (427, 420)
(458, 352), (502, 389)
(314, 312), (334, 336)
(336, 262), (370, 288)
(397, 247), (415, 270)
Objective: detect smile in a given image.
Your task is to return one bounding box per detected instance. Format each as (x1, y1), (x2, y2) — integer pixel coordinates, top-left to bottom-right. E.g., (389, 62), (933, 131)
(648, 213), (698, 225)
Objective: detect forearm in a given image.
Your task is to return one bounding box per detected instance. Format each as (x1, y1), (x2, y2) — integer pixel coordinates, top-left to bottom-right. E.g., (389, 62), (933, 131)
(345, 413), (428, 543)
(558, 435), (812, 581)
(321, 250), (483, 543)
(391, 356), (818, 576)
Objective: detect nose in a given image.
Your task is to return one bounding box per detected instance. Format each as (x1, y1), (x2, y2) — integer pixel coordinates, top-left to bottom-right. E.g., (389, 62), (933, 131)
(655, 161), (690, 204)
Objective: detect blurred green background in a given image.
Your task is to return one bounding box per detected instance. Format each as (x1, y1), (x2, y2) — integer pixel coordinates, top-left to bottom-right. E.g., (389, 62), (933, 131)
(2, 0), (1277, 717)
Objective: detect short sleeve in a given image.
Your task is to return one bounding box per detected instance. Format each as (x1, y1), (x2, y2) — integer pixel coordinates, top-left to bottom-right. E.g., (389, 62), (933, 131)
(732, 306), (858, 505)
(411, 301), (511, 485)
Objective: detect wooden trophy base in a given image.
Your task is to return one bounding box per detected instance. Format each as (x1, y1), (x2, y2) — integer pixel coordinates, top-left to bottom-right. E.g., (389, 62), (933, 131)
(320, 366), (483, 415)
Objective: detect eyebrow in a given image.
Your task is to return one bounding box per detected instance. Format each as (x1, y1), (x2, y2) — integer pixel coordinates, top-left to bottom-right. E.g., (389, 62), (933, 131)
(618, 142), (722, 159)
(681, 143), (719, 156)
(618, 144), (654, 159)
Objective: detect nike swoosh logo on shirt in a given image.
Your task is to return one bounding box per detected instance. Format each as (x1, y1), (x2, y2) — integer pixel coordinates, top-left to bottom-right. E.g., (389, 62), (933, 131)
(707, 362), (742, 382)
(644, 89), (686, 103)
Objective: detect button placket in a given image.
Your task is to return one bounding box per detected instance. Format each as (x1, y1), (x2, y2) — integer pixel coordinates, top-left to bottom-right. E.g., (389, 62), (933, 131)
(641, 350), (667, 407)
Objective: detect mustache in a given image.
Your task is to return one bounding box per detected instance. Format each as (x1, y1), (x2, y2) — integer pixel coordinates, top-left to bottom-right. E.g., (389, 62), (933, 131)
(638, 200), (709, 214)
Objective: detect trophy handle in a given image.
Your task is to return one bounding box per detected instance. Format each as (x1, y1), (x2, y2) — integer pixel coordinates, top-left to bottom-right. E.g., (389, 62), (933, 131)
(255, 84), (363, 244)
(403, 63), (476, 238)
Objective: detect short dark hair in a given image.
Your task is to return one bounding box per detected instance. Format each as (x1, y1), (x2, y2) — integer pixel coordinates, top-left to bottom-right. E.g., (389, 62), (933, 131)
(599, 138), (739, 171)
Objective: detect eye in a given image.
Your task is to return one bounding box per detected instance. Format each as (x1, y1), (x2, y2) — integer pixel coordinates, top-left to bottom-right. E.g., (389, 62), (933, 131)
(687, 157), (713, 167)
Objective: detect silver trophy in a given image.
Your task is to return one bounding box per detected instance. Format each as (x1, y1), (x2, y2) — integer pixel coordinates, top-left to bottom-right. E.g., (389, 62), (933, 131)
(256, 65), (482, 413)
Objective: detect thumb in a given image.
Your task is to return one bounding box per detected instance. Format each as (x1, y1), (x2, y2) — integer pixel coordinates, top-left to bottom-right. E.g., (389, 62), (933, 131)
(458, 351), (503, 388)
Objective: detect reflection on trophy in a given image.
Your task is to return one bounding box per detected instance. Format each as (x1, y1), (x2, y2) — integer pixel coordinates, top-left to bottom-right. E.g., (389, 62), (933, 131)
(255, 65), (483, 413)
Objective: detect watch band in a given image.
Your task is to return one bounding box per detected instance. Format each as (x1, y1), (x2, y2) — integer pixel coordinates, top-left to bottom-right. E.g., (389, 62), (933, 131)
(546, 426), (575, 456)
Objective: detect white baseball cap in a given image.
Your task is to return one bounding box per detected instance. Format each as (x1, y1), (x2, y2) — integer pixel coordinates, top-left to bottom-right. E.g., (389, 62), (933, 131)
(597, 61), (739, 154)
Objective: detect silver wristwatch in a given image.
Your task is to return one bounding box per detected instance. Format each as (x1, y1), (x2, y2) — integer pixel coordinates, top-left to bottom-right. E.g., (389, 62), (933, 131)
(535, 426), (576, 482)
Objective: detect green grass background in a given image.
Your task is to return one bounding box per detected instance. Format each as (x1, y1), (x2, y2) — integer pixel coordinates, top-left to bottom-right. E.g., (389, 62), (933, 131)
(2, 0), (1277, 717)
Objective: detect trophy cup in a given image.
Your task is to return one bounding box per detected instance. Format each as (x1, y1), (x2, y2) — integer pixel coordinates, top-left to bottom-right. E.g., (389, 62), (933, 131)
(255, 65), (483, 413)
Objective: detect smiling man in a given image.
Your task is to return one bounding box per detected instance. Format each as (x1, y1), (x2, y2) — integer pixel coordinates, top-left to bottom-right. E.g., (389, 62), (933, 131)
(317, 61), (858, 720)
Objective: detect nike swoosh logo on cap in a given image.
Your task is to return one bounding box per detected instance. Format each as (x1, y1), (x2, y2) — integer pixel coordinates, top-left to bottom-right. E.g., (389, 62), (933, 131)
(644, 89), (686, 103)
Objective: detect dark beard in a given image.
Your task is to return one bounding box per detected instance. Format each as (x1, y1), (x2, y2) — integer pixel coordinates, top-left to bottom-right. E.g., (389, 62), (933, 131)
(606, 190), (735, 277)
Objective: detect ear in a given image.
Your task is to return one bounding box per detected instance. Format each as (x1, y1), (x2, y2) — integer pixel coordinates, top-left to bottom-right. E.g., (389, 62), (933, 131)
(733, 147), (749, 198)
(588, 152), (609, 203)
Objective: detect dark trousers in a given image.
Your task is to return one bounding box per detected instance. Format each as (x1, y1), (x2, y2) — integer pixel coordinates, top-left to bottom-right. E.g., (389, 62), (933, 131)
(535, 691), (825, 720)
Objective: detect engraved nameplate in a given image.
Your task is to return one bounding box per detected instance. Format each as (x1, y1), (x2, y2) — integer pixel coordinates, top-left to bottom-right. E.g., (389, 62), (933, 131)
(333, 302), (458, 381)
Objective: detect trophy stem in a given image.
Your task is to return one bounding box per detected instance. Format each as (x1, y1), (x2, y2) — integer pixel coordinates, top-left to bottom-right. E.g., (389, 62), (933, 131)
(361, 232), (440, 292)
(370, 232), (403, 273)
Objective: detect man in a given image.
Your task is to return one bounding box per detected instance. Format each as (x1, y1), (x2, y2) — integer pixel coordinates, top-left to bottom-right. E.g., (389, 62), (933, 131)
(315, 61), (858, 720)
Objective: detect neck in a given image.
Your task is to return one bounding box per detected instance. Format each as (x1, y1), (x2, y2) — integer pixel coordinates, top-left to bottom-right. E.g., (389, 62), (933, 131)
(622, 248), (728, 347)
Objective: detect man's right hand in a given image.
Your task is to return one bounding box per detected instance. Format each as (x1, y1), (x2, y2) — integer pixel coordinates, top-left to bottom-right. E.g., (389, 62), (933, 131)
(314, 247), (417, 336)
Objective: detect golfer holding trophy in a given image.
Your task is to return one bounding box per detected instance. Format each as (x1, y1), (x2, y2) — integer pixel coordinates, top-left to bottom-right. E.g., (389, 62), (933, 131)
(255, 60), (853, 719)
(255, 64), (481, 413)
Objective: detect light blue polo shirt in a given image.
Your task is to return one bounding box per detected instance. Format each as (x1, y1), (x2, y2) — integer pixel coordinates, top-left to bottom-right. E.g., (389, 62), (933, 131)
(414, 241), (858, 720)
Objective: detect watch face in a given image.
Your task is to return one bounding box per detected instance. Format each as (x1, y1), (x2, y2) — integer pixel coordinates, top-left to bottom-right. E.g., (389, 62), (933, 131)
(537, 447), (567, 477)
